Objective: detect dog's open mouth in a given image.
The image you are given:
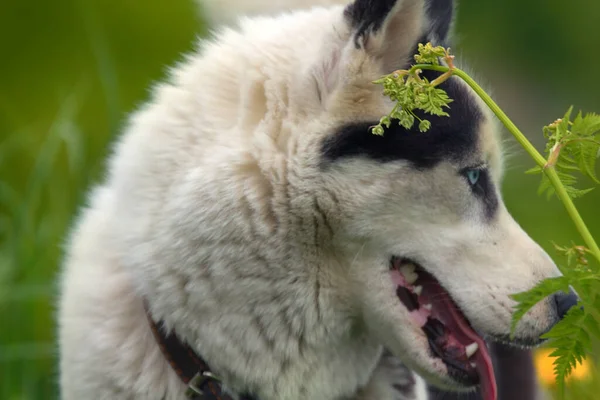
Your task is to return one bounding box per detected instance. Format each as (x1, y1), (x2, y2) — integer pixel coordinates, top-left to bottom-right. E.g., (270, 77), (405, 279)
(389, 256), (497, 400)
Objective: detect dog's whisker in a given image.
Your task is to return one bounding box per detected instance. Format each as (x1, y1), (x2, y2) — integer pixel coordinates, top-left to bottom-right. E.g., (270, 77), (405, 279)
(349, 241), (368, 269)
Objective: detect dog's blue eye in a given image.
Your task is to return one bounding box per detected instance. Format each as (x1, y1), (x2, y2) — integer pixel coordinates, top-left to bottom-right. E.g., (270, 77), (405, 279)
(466, 169), (480, 185)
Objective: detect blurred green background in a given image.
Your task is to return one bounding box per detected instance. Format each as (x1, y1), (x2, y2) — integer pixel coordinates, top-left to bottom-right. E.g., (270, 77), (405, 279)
(0, 0), (599, 398)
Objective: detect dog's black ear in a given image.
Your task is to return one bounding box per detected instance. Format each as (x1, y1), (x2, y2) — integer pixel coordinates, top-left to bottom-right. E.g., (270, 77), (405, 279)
(343, 0), (428, 72)
(426, 0), (454, 43)
(313, 0), (454, 101)
(344, 0), (404, 45)
(343, 0), (454, 73)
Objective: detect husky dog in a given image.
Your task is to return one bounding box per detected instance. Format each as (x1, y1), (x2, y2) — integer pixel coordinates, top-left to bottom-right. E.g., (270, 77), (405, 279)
(58, 0), (578, 399)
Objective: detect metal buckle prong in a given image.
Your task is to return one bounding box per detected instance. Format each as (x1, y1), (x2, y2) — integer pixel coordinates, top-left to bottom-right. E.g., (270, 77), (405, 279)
(186, 371), (222, 398)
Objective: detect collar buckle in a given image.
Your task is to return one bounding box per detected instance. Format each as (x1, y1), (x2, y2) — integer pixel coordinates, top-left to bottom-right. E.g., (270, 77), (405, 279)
(186, 371), (221, 398)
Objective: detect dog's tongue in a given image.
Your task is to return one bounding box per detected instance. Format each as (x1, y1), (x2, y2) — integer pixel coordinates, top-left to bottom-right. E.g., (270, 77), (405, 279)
(392, 265), (497, 400)
(435, 288), (497, 400)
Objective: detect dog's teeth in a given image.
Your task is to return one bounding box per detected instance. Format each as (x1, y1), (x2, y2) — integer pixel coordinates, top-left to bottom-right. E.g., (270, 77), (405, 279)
(400, 262), (415, 272)
(422, 303), (432, 311)
(470, 362), (477, 369)
(400, 264), (418, 285)
(465, 343), (479, 358)
(413, 285), (423, 296)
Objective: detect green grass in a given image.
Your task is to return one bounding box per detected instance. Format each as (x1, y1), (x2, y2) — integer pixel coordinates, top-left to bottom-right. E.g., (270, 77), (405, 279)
(1, 0), (600, 398)
(0, 1), (201, 397)
(0, 83), (117, 399)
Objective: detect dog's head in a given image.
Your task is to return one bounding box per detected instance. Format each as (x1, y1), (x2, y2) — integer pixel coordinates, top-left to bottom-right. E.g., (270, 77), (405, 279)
(238, 0), (576, 395)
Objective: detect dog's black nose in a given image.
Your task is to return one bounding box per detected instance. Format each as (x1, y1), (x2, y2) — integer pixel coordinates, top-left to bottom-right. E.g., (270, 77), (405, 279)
(554, 290), (579, 319)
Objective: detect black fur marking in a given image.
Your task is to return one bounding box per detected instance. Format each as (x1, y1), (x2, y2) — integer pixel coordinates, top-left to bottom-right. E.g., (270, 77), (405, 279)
(345, 0), (455, 49)
(321, 72), (482, 170)
(321, 72), (500, 219)
(426, 0), (454, 41)
(344, 0), (398, 48)
(460, 167), (499, 220)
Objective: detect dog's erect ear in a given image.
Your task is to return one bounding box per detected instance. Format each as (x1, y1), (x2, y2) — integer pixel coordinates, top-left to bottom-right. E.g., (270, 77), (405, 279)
(426, 0), (454, 43)
(344, 0), (425, 73)
(312, 0), (454, 102)
(343, 0), (453, 71)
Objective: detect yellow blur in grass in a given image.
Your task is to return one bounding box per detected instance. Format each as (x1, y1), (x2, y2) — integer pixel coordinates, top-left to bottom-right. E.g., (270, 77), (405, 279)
(535, 348), (592, 386)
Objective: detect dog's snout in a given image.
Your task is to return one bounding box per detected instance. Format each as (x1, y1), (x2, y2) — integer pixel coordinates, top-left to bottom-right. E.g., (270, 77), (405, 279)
(553, 290), (579, 320)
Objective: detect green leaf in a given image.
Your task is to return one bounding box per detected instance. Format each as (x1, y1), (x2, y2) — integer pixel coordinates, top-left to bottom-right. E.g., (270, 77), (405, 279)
(566, 186), (594, 199)
(413, 86), (449, 117)
(510, 276), (571, 336)
(537, 174), (554, 199)
(373, 45), (454, 137)
(541, 305), (590, 394)
(525, 165), (543, 175)
(418, 120), (431, 132)
(399, 110), (415, 129)
(571, 111), (600, 137)
(380, 116), (391, 128)
(582, 312), (600, 338)
(577, 141), (600, 183)
(535, 107), (600, 199)
(413, 42), (446, 65)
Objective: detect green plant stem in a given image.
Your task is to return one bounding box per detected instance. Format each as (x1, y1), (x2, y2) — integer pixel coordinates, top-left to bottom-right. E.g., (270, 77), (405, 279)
(546, 167), (600, 262)
(410, 63), (600, 264)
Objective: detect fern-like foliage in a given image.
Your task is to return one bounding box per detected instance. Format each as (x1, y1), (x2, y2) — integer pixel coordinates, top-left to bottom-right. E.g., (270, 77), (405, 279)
(542, 306), (589, 394)
(371, 43), (454, 135)
(527, 107), (600, 199)
(510, 275), (571, 335)
(511, 243), (600, 397)
(413, 42), (447, 64)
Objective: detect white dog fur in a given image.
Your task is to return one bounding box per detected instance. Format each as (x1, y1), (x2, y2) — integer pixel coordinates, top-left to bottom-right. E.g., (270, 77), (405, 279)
(58, 0), (565, 399)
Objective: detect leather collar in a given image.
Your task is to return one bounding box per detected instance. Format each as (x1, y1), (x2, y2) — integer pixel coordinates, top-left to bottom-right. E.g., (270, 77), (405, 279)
(144, 302), (255, 400)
